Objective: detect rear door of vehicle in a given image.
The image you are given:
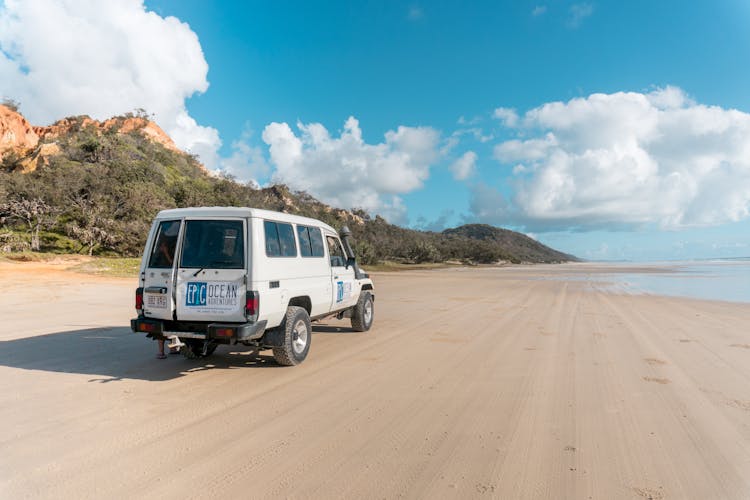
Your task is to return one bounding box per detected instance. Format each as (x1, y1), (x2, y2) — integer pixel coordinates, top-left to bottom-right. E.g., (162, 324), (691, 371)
(175, 218), (247, 322)
(142, 219), (182, 321)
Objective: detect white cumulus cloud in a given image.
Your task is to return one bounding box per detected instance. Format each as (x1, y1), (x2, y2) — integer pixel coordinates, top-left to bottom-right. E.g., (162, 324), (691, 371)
(262, 117), (440, 224)
(450, 151), (477, 180)
(0, 0), (223, 168)
(493, 107), (519, 128)
(478, 87), (750, 231)
(215, 130), (270, 187)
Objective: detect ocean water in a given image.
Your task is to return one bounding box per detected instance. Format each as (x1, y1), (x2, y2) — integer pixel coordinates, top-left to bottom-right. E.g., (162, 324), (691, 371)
(606, 259), (750, 303)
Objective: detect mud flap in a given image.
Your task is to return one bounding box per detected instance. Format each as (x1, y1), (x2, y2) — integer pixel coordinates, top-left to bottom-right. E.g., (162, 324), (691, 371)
(261, 328), (285, 347)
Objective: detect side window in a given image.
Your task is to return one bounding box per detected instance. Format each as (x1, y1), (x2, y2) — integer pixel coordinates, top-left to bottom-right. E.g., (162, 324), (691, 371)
(265, 220), (298, 257)
(297, 225), (312, 257)
(148, 220), (180, 268)
(309, 227), (325, 257)
(326, 236), (346, 267)
(278, 223), (297, 256)
(264, 221), (280, 256)
(296, 225), (325, 258)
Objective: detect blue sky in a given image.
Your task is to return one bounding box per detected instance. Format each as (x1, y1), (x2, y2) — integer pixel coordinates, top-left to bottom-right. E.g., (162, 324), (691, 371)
(2, 1), (750, 260)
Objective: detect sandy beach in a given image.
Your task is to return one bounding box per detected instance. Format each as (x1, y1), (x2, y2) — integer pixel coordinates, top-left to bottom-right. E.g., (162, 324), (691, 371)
(1, 260), (749, 499)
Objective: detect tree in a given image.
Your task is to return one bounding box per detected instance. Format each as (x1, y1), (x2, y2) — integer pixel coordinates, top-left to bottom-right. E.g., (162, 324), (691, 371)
(66, 221), (116, 255)
(0, 173), (7, 203)
(1, 97), (20, 112)
(407, 240), (441, 263)
(133, 107), (152, 120)
(0, 197), (57, 251)
(352, 239), (378, 265)
(1, 150), (21, 171)
(64, 190), (119, 255)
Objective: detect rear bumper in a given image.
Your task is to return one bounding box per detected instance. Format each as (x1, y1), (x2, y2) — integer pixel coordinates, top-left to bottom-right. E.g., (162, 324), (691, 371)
(130, 318), (267, 342)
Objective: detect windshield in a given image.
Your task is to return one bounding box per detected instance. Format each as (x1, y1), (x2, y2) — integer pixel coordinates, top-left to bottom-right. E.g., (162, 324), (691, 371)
(180, 220), (244, 269)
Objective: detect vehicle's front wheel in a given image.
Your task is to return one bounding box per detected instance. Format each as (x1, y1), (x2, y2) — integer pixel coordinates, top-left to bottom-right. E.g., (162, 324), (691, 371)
(272, 306), (311, 366)
(351, 291), (374, 332)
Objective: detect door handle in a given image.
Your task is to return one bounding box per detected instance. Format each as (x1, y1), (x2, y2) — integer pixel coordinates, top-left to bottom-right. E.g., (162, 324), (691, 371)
(334, 276), (339, 279)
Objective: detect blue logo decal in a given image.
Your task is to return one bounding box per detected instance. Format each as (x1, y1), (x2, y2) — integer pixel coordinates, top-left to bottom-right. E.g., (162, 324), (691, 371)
(336, 281), (344, 302)
(186, 282), (207, 306)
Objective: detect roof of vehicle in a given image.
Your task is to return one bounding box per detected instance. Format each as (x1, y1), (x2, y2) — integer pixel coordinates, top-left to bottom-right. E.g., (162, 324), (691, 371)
(155, 207), (338, 234)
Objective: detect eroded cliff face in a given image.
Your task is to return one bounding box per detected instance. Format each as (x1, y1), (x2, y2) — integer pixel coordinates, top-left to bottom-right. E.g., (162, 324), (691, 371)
(0, 105), (39, 157)
(0, 105), (182, 172)
(32, 115), (180, 152)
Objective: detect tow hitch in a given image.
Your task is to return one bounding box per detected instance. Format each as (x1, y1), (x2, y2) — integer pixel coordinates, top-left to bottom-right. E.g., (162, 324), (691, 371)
(167, 335), (185, 351)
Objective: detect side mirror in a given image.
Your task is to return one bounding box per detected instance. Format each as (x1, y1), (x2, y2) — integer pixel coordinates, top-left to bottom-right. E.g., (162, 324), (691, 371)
(345, 256), (356, 269)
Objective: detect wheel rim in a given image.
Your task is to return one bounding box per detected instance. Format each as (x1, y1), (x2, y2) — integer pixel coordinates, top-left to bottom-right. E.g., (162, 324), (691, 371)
(364, 299), (373, 325)
(292, 319), (308, 354)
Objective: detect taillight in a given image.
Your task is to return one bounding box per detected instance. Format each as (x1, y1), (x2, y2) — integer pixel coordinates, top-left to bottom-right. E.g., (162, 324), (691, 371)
(135, 287), (144, 314)
(246, 291), (259, 318)
(138, 321), (157, 333)
(215, 327), (234, 337)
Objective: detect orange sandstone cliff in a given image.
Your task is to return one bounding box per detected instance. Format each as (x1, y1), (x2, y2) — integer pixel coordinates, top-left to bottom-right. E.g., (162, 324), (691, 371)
(0, 105), (183, 173)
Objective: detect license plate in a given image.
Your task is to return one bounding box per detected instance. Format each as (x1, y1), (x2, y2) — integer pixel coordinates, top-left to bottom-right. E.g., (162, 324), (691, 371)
(146, 294), (168, 309)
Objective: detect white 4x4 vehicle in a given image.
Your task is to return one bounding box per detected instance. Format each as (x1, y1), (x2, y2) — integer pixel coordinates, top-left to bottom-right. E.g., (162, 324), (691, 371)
(131, 207), (375, 365)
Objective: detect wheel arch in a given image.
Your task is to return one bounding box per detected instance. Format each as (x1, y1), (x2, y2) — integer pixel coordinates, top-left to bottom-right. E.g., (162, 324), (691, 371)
(287, 295), (312, 315)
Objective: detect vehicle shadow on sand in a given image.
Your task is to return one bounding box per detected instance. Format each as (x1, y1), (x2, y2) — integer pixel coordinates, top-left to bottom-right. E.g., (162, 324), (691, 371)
(312, 324), (362, 334)
(0, 324), (357, 382)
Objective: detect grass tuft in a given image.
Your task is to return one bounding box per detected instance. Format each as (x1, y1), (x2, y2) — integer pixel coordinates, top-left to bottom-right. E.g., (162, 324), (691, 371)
(69, 257), (141, 278)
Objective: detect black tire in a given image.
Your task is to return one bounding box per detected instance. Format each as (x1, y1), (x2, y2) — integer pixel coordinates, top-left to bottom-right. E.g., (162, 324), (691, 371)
(351, 291), (374, 332)
(180, 339), (218, 359)
(272, 306), (312, 366)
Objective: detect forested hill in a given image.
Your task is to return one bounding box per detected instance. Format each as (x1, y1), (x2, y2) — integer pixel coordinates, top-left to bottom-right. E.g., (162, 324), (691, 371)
(443, 224), (576, 263)
(0, 104), (576, 264)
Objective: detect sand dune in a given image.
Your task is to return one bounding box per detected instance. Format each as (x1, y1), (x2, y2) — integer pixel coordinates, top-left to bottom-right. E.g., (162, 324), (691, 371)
(1, 262), (749, 499)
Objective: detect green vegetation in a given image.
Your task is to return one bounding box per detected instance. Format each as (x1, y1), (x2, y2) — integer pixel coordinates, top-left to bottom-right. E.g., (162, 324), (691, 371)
(0, 114), (576, 264)
(68, 257), (141, 278)
(1, 97), (20, 112)
(364, 260), (465, 272)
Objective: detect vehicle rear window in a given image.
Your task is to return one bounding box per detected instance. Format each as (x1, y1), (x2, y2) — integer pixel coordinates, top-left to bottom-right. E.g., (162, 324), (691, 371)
(148, 220), (180, 268)
(264, 220), (297, 257)
(180, 220), (244, 269)
(296, 225), (325, 258)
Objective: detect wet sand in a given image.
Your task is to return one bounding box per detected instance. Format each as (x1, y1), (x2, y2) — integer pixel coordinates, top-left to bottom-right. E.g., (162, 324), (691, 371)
(1, 261), (750, 499)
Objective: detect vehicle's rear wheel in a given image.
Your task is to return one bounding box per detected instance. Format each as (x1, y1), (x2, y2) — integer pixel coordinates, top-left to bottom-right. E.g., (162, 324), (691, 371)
(180, 339), (218, 359)
(351, 291), (374, 332)
(272, 306), (311, 366)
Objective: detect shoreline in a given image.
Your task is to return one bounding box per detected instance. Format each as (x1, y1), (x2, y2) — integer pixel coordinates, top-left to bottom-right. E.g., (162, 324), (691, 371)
(1, 256), (748, 304)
